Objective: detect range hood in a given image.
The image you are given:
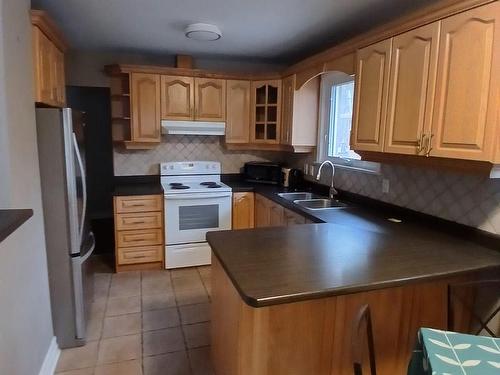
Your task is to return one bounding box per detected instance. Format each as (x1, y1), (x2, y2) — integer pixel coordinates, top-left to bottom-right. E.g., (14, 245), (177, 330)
(161, 120), (225, 136)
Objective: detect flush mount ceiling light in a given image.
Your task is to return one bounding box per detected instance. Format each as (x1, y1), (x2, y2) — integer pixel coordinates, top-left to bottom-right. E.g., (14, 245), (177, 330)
(185, 23), (222, 41)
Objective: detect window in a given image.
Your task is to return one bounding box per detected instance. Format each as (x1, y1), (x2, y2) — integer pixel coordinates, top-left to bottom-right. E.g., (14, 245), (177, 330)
(317, 72), (380, 174)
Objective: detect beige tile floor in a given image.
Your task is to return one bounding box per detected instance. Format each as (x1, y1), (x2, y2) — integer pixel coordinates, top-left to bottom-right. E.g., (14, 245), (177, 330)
(55, 255), (214, 375)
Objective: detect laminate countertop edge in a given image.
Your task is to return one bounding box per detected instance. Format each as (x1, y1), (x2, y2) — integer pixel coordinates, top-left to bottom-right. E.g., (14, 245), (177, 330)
(0, 209), (34, 244)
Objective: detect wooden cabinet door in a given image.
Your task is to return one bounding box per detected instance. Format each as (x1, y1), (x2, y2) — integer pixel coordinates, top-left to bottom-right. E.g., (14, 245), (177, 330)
(33, 26), (54, 105)
(161, 75), (194, 120)
(130, 73), (161, 143)
(284, 208), (306, 226)
(232, 193), (255, 230)
(255, 195), (271, 227)
(52, 45), (66, 106)
(384, 23), (439, 155)
(280, 75), (295, 145)
(269, 202), (284, 227)
(226, 80), (251, 143)
(351, 39), (392, 152)
(195, 78), (226, 121)
(251, 80), (282, 144)
(430, 2), (500, 161)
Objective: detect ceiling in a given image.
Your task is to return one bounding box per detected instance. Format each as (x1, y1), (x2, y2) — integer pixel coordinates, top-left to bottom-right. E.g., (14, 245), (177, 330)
(32, 0), (438, 64)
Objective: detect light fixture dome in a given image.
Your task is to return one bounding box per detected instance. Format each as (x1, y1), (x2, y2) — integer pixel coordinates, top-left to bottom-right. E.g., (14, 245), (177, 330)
(185, 23), (222, 41)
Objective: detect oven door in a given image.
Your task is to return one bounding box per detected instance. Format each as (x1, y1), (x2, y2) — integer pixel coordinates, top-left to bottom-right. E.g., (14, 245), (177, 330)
(164, 192), (232, 245)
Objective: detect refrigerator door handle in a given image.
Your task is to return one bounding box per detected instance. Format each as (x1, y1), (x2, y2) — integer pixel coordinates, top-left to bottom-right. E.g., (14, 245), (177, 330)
(72, 132), (87, 246)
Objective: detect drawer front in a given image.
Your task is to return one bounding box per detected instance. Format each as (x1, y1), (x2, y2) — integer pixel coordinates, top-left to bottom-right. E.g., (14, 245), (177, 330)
(117, 245), (163, 265)
(116, 228), (163, 248)
(115, 195), (162, 213)
(116, 212), (163, 231)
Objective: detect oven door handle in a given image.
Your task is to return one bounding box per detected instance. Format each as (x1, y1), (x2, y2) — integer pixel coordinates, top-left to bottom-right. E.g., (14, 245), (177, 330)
(164, 192), (232, 200)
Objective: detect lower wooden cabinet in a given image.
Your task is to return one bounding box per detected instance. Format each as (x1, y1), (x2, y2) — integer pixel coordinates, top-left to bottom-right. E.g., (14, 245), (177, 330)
(254, 194), (307, 228)
(113, 194), (164, 272)
(232, 193), (255, 230)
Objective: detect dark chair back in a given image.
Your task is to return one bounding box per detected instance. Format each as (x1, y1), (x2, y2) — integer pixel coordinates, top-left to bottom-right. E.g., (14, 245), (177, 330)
(448, 279), (500, 337)
(351, 304), (377, 375)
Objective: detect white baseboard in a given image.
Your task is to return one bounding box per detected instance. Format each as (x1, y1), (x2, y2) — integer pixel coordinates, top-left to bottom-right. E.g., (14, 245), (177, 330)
(39, 337), (60, 375)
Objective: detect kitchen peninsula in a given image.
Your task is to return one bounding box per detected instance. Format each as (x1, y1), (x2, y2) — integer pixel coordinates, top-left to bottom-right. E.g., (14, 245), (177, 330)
(207, 215), (500, 375)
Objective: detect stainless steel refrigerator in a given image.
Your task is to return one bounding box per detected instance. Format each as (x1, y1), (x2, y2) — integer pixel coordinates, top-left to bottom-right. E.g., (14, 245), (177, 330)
(36, 108), (95, 348)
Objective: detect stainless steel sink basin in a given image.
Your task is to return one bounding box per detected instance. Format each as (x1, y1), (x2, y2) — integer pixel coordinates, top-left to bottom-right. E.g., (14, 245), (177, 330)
(294, 198), (348, 210)
(277, 192), (321, 201)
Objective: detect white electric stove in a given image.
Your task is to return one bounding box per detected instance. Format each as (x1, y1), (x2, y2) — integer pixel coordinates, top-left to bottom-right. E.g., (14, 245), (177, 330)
(161, 161), (232, 269)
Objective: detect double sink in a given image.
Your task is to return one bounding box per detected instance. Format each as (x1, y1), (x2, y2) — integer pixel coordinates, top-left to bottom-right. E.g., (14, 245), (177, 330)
(277, 192), (348, 211)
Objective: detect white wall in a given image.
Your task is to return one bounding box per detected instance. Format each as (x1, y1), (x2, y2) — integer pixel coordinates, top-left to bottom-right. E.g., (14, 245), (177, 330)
(0, 0), (55, 374)
(65, 50), (286, 87)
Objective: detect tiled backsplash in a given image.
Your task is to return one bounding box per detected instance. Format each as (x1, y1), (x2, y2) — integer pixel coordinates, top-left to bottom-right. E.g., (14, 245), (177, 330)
(292, 156), (500, 235)
(113, 135), (286, 176)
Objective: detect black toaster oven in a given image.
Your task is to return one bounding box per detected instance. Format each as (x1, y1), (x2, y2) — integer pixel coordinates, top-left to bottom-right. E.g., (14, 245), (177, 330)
(243, 162), (282, 185)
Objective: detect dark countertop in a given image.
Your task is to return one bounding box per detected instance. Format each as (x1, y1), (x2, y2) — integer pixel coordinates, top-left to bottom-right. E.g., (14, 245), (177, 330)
(113, 175), (163, 196)
(0, 209), (33, 243)
(210, 176), (500, 308)
(207, 223), (500, 308)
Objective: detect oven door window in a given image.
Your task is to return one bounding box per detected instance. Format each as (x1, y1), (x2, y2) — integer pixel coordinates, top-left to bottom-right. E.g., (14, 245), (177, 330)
(179, 204), (219, 230)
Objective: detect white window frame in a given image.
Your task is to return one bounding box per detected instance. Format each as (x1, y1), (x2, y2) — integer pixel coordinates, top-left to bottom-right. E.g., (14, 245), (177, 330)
(316, 72), (380, 174)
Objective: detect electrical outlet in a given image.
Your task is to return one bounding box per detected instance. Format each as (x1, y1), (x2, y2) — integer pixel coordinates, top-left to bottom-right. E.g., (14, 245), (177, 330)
(309, 165), (315, 176)
(304, 163), (309, 175)
(382, 178), (390, 194)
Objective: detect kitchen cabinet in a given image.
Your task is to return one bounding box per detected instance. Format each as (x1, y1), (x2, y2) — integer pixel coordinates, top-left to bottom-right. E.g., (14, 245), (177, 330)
(351, 39), (392, 152)
(114, 195), (164, 272)
(161, 76), (226, 122)
(31, 11), (68, 107)
(255, 195), (271, 228)
(195, 78), (226, 121)
(161, 76), (194, 120)
(232, 193), (255, 230)
(384, 23), (439, 156)
(283, 208), (306, 225)
(226, 80), (251, 144)
(429, 2), (500, 161)
(130, 73), (161, 144)
(251, 80), (282, 144)
(281, 75), (319, 152)
(254, 195), (306, 228)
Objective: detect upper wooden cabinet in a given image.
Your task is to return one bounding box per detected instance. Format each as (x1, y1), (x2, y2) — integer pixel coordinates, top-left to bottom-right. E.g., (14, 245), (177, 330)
(161, 76), (194, 120)
(429, 2), (500, 161)
(281, 74), (319, 152)
(31, 10), (68, 107)
(226, 80), (251, 144)
(384, 22), (440, 156)
(195, 78), (226, 121)
(351, 39), (392, 152)
(251, 80), (282, 144)
(130, 73), (161, 144)
(161, 76), (225, 122)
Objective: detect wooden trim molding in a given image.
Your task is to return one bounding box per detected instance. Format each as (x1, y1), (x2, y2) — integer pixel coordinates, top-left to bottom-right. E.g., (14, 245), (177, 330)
(30, 10), (69, 52)
(105, 64), (282, 81)
(357, 151), (496, 176)
(285, 0), (495, 75)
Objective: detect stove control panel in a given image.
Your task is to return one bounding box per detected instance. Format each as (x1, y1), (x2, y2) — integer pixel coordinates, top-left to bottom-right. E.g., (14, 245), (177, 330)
(161, 161), (221, 176)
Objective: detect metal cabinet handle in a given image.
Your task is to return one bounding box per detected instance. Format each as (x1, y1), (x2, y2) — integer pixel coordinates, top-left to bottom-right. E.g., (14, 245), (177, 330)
(425, 134), (434, 157)
(416, 133), (426, 154)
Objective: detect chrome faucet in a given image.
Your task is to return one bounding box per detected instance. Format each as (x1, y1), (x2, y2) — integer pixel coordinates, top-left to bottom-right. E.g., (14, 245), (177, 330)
(316, 160), (338, 199)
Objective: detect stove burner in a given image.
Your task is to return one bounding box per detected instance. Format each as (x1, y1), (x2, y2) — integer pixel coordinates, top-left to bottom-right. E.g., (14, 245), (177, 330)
(169, 182), (183, 186)
(171, 185), (190, 190)
(200, 182), (217, 186)
(207, 184), (222, 188)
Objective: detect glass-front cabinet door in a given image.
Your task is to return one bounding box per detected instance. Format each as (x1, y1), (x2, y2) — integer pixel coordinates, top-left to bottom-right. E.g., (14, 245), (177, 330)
(251, 80), (281, 144)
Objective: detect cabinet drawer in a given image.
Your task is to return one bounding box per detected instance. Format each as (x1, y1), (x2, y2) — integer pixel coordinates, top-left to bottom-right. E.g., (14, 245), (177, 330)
(117, 245), (163, 265)
(116, 228), (163, 248)
(115, 195), (162, 213)
(116, 212), (162, 231)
